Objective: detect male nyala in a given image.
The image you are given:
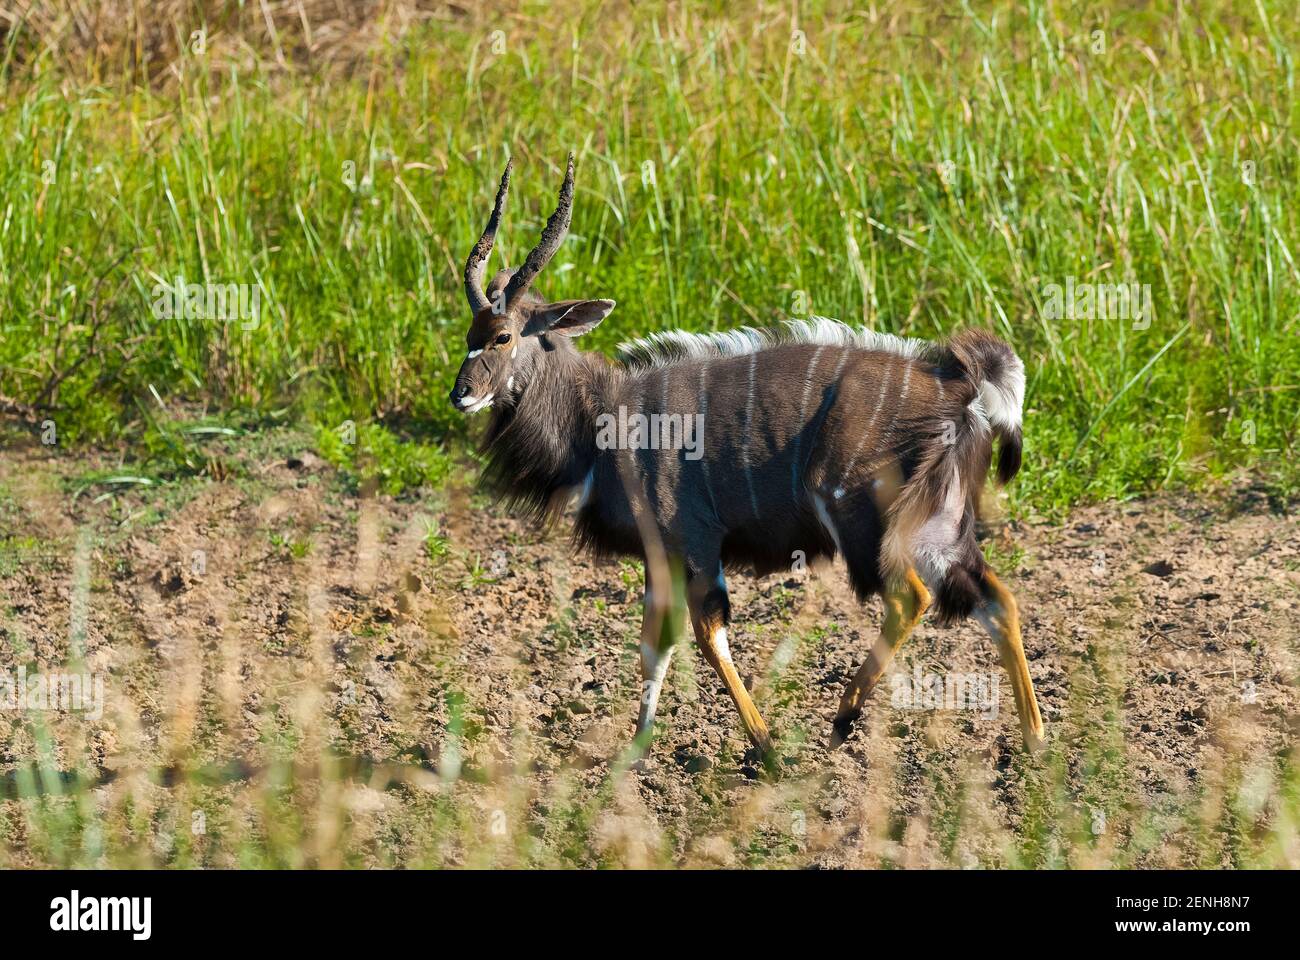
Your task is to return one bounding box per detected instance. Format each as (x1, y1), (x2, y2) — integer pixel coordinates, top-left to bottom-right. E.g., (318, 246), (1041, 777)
(450, 155), (1045, 756)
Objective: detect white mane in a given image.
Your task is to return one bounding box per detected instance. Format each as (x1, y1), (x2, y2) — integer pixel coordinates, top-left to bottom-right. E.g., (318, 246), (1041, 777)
(616, 316), (943, 369)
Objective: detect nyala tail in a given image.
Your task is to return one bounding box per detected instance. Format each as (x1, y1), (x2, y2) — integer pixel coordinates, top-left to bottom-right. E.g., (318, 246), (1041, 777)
(880, 328), (1025, 624)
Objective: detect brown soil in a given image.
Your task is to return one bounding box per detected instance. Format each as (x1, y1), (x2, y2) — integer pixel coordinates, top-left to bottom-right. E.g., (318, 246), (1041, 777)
(1, 431), (1297, 867)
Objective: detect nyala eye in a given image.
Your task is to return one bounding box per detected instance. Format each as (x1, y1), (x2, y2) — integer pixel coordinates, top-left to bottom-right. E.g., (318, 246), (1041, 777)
(494, 333), (512, 346)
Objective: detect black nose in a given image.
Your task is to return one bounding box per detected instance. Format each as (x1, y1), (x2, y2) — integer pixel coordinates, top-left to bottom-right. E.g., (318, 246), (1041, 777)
(449, 383), (469, 407)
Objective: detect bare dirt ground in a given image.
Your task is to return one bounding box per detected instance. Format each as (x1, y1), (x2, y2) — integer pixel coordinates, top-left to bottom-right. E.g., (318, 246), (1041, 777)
(1, 427), (1297, 867)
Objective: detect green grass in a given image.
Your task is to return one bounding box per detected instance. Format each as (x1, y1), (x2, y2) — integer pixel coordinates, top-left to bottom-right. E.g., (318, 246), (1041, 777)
(0, 0), (1296, 511)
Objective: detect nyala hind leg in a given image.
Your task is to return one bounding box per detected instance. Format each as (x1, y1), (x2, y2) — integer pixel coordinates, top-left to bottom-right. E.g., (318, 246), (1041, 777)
(975, 569), (1045, 752)
(831, 568), (930, 748)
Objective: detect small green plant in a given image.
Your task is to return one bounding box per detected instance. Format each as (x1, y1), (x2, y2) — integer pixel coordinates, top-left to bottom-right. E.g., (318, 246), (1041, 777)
(460, 554), (498, 589)
(423, 520), (451, 565)
(268, 531), (311, 560)
(0, 534), (43, 576)
(314, 422), (453, 497)
(983, 538), (1028, 574)
(619, 560), (641, 597)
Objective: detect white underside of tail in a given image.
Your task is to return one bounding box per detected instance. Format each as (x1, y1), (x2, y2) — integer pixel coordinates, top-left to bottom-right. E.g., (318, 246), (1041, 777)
(885, 358), (1022, 586)
(977, 353), (1025, 433)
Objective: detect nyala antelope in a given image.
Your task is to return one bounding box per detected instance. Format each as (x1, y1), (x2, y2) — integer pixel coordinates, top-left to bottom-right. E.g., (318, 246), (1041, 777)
(451, 155), (1045, 756)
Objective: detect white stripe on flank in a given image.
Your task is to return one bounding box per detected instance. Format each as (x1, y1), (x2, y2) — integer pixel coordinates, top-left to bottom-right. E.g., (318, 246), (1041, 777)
(840, 363), (895, 482)
(696, 362), (723, 524)
(697, 363), (712, 488)
(660, 369), (671, 456)
(742, 353), (760, 517)
(899, 359), (914, 399)
(790, 345), (826, 498)
(828, 346), (852, 382)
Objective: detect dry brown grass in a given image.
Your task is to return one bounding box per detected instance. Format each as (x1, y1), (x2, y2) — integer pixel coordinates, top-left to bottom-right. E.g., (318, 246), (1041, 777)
(1, 0), (474, 84)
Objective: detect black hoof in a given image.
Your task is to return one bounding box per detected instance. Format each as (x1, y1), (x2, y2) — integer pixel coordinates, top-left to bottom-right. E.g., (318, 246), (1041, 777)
(829, 713), (859, 749)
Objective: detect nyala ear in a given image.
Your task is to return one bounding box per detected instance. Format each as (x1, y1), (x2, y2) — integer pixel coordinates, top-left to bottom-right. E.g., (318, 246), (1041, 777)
(522, 299), (615, 338)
